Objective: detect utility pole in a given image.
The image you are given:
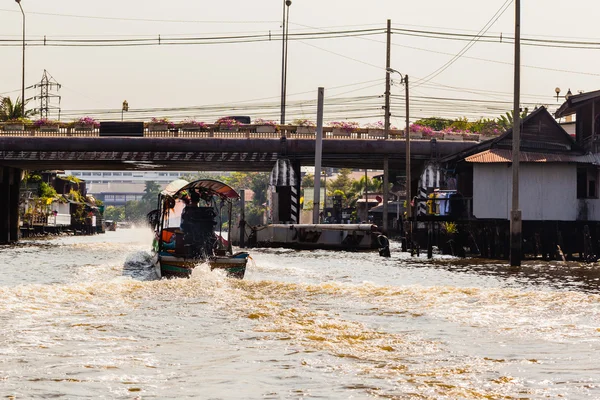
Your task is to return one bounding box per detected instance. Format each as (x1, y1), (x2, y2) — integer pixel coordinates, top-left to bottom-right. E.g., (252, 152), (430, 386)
(510, 0), (522, 267)
(382, 19), (391, 233)
(312, 87), (324, 224)
(280, 0), (292, 125)
(16, 0), (25, 116)
(405, 75), (410, 222)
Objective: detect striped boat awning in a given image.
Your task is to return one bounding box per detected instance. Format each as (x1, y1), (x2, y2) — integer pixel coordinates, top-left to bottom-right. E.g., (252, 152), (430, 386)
(464, 149), (596, 164)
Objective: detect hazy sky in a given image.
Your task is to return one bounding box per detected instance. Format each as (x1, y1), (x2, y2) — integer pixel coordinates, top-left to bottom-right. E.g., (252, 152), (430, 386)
(1, 0), (598, 126)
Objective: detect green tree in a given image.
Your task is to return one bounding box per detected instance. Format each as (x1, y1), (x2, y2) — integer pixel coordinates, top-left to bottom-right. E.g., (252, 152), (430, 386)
(470, 118), (500, 135)
(496, 108), (529, 130)
(301, 173), (314, 188)
(449, 117), (471, 131)
(0, 97), (36, 122)
(124, 200), (148, 223)
(413, 117), (452, 131)
(224, 172), (270, 205)
(104, 205), (125, 221)
(142, 181), (161, 206)
(327, 168), (353, 195)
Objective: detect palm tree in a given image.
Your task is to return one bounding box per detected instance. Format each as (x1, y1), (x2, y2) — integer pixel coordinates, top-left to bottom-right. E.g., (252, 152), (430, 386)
(0, 96), (36, 122)
(496, 108), (529, 131)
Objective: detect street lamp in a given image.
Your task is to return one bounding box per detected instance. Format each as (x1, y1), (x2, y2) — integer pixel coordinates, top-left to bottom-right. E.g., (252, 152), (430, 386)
(15, 0), (25, 116)
(121, 100), (129, 121)
(280, 0), (292, 125)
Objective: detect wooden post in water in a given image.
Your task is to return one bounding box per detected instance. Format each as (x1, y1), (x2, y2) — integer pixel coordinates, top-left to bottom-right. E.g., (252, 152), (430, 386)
(427, 221), (433, 259)
(239, 189), (246, 248)
(9, 168), (20, 242)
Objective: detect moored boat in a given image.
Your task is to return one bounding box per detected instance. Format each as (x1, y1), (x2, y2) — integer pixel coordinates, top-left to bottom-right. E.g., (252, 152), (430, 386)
(148, 179), (250, 279)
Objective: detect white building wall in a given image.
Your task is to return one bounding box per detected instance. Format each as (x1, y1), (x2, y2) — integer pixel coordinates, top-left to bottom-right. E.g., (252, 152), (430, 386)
(473, 164), (510, 219)
(473, 163), (577, 221)
(577, 199), (600, 221)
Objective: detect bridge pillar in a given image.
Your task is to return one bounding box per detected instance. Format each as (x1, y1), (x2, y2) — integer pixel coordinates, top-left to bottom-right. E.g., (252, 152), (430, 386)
(0, 167), (22, 244)
(268, 158), (300, 224)
(292, 160), (301, 223)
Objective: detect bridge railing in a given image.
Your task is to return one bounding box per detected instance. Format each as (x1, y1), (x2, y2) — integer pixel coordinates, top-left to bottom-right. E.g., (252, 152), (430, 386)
(0, 123), (485, 142)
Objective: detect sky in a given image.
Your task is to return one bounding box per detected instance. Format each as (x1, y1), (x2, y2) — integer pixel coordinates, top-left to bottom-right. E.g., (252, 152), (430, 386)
(1, 0), (599, 127)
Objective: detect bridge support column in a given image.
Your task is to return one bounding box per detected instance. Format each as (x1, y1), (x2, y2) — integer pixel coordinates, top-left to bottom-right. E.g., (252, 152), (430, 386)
(0, 167), (22, 244)
(268, 158), (300, 224)
(292, 160), (301, 223)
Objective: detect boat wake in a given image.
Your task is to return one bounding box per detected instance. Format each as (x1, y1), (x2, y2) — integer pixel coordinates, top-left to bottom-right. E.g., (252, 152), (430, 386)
(122, 251), (159, 281)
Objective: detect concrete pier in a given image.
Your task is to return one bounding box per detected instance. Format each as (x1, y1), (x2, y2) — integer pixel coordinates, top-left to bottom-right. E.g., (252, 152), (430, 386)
(232, 223), (385, 251)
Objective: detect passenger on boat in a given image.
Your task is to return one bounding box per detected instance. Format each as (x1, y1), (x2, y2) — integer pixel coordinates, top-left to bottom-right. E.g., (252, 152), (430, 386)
(180, 190), (217, 258)
(162, 229), (177, 250)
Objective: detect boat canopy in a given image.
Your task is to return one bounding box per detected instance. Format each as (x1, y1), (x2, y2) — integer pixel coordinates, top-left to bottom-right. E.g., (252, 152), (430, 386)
(161, 179), (190, 196)
(176, 179), (240, 200)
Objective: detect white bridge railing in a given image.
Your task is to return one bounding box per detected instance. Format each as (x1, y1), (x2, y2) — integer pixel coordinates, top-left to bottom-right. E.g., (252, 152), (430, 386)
(0, 123), (486, 142)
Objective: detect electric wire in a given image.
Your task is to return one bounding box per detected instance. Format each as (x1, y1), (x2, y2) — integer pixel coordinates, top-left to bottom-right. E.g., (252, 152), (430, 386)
(412, 0), (513, 88)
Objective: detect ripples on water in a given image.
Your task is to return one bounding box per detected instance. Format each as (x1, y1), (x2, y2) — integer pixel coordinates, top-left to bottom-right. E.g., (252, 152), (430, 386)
(0, 229), (599, 399)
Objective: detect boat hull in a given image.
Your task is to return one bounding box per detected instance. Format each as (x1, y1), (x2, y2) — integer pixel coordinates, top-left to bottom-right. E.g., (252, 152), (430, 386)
(154, 252), (249, 279)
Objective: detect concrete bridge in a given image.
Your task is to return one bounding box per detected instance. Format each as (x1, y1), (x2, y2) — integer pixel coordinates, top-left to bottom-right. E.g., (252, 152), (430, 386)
(0, 131), (478, 171)
(0, 127), (482, 243)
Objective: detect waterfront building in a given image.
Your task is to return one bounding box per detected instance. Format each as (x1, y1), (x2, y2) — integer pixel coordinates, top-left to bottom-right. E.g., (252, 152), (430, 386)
(63, 170), (221, 206)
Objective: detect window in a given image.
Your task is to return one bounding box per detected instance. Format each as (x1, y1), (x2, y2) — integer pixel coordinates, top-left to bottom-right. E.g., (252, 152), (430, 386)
(82, 172), (91, 176)
(93, 172), (102, 176)
(577, 166), (598, 199)
(123, 172), (132, 176)
(103, 172), (111, 176)
(113, 172), (122, 176)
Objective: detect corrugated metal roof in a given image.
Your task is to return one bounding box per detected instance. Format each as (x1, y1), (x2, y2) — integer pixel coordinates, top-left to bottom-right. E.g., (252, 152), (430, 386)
(555, 89), (600, 118)
(465, 149), (595, 163)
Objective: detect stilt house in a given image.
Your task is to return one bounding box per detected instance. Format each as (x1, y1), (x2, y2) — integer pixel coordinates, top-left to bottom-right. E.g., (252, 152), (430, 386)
(442, 106), (597, 222)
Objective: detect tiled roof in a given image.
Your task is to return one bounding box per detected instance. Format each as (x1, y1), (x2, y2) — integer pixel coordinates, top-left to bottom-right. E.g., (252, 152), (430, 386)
(465, 149), (595, 163)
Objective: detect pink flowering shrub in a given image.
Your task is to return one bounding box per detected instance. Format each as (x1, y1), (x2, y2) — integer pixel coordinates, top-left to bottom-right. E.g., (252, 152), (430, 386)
(410, 124), (435, 136)
(33, 118), (58, 127)
(292, 118), (316, 127)
(330, 121), (360, 132)
(253, 118), (278, 127)
(181, 119), (206, 128)
(441, 126), (471, 135)
(365, 121), (397, 130)
(216, 117), (242, 129)
(150, 117), (175, 128)
(75, 116), (100, 127)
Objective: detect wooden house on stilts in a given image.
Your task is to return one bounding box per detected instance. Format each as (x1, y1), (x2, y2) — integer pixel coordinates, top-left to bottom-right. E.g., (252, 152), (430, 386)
(427, 106), (599, 260)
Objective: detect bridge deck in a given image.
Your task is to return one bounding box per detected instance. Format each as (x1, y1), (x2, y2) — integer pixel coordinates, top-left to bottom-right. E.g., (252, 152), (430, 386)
(0, 125), (485, 142)
(0, 127), (485, 171)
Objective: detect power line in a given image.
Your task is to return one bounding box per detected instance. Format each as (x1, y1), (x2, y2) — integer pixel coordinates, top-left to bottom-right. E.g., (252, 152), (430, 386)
(413, 0), (514, 87)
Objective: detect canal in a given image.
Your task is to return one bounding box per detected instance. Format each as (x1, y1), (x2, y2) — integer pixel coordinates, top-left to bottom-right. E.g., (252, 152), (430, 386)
(1, 228), (599, 399)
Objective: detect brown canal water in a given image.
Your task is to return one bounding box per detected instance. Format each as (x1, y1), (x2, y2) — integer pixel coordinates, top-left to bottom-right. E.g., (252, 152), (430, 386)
(0, 228), (599, 399)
